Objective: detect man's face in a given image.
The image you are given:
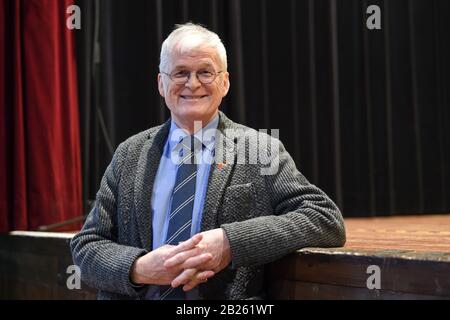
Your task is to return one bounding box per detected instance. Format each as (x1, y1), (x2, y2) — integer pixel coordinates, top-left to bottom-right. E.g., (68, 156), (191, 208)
(158, 46), (230, 129)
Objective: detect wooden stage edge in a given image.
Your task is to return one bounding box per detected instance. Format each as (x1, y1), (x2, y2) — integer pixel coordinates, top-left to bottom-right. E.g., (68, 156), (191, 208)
(269, 214), (450, 299)
(0, 214), (449, 299)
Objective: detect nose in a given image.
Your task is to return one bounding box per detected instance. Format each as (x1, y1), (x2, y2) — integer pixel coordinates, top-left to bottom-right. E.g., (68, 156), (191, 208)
(185, 71), (202, 89)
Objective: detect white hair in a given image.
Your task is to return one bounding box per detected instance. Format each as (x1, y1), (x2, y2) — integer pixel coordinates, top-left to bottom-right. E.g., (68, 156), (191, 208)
(159, 23), (228, 72)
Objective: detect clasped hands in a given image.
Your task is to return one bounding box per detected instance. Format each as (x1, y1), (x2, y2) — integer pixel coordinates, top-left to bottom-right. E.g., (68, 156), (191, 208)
(130, 228), (231, 292)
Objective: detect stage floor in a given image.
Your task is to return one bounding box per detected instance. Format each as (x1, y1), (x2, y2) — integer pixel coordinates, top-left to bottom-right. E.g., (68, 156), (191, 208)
(344, 214), (450, 257)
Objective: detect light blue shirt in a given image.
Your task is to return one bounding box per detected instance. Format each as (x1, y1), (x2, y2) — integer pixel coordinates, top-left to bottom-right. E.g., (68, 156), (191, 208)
(146, 114), (219, 299)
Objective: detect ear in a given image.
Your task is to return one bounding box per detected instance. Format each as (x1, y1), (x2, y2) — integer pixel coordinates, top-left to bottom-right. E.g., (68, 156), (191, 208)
(158, 73), (165, 97)
(221, 71), (230, 97)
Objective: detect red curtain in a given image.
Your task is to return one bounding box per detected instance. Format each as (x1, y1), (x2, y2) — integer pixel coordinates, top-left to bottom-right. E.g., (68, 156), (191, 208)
(0, 0), (82, 232)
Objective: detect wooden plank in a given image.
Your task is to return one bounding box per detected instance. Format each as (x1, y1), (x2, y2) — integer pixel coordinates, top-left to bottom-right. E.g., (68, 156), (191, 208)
(268, 250), (450, 297)
(268, 280), (449, 300)
(0, 233), (97, 299)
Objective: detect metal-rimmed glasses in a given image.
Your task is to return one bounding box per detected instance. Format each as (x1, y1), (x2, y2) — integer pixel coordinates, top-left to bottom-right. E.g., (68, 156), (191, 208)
(160, 69), (223, 85)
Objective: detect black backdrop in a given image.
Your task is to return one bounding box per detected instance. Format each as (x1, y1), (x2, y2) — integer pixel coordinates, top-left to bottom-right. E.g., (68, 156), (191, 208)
(75, 0), (450, 217)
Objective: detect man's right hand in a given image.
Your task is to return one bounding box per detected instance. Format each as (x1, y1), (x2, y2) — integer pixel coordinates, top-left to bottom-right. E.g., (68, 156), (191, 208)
(130, 234), (215, 287)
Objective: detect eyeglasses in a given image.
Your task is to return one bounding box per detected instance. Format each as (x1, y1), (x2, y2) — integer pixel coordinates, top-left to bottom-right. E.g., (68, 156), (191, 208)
(161, 69), (223, 85)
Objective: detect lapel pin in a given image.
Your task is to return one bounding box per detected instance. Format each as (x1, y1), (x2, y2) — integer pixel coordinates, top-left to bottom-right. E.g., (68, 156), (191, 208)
(218, 162), (226, 170)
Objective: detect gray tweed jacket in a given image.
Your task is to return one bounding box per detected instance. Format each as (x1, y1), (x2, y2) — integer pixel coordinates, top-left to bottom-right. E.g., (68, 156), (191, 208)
(70, 111), (346, 300)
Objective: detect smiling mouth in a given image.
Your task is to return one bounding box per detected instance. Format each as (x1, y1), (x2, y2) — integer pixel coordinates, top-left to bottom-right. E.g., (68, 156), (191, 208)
(180, 95), (208, 100)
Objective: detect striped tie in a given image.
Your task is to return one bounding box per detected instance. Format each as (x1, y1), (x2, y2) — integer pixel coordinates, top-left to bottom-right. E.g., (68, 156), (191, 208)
(160, 136), (198, 300)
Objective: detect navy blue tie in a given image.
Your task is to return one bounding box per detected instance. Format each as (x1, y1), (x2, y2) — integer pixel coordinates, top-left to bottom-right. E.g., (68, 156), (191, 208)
(160, 136), (197, 300)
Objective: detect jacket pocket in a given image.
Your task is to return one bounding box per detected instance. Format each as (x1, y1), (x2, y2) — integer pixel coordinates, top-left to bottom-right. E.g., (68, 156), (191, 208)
(219, 182), (256, 224)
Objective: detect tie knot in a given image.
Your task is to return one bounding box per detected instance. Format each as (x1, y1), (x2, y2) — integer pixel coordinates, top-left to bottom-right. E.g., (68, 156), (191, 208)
(175, 135), (203, 165)
(179, 135), (202, 153)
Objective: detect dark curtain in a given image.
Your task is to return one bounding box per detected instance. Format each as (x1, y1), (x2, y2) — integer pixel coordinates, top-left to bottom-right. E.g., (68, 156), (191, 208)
(0, 0), (83, 231)
(76, 0), (450, 217)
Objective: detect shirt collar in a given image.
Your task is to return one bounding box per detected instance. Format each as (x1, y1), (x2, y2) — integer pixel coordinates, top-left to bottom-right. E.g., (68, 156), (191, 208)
(168, 113), (219, 152)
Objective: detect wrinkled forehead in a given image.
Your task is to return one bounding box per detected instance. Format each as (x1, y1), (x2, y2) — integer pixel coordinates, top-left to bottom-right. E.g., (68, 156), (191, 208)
(167, 44), (223, 69)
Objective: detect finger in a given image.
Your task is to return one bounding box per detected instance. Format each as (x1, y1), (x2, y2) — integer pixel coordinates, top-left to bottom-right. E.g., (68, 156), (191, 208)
(173, 253), (213, 270)
(181, 253), (213, 270)
(171, 268), (197, 288)
(183, 270), (215, 292)
(172, 269), (214, 289)
(197, 270), (215, 280)
(170, 234), (203, 255)
(164, 246), (206, 268)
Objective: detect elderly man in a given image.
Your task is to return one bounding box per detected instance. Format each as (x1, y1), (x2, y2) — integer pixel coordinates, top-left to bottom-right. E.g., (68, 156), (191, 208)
(71, 23), (346, 300)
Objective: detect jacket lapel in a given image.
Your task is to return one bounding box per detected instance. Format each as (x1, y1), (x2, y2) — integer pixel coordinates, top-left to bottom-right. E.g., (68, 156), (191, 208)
(134, 121), (170, 249)
(201, 112), (237, 231)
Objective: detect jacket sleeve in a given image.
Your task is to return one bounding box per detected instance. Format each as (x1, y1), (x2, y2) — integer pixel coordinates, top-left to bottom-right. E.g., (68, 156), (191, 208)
(70, 141), (148, 297)
(221, 139), (346, 268)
